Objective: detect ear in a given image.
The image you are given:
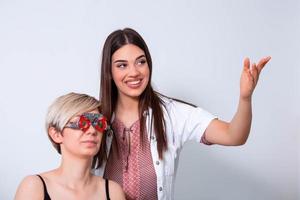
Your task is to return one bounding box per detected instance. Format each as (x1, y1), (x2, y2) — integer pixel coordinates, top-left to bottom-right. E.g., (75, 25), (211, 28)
(48, 127), (63, 144)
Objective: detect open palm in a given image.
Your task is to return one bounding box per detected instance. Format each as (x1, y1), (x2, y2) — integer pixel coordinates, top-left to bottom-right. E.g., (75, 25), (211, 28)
(240, 56), (271, 100)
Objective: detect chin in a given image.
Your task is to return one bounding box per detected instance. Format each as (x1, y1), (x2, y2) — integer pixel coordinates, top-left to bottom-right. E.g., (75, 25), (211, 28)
(81, 149), (99, 156)
(121, 86), (148, 99)
(128, 91), (144, 98)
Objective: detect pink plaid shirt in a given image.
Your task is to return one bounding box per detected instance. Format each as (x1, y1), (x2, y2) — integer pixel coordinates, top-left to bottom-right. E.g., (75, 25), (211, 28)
(104, 119), (158, 200)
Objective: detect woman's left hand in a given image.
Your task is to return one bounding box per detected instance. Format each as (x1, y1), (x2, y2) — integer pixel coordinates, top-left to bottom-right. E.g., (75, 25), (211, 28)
(240, 56), (271, 100)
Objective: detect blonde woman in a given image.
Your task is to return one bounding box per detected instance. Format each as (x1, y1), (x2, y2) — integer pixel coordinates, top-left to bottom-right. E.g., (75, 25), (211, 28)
(15, 93), (125, 200)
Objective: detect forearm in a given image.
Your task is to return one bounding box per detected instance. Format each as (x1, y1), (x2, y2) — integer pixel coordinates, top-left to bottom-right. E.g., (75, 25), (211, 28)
(227, 97), (252, 145)
(205, 56), (270, 146)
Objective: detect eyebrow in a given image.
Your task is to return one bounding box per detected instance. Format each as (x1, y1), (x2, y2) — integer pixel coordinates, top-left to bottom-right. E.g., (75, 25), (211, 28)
(113, 55), (146, 63)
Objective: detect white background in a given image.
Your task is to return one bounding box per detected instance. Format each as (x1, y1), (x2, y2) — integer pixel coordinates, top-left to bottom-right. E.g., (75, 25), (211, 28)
(0, 0), (299, 199)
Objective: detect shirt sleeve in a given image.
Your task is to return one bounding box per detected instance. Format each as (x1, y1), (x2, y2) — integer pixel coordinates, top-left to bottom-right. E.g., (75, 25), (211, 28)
(168, 100), (217, 148)
(200, 132), (214, 145)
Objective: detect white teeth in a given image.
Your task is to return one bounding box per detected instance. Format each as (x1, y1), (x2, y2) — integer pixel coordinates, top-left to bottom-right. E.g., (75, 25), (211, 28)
(127, 80), (141, 85)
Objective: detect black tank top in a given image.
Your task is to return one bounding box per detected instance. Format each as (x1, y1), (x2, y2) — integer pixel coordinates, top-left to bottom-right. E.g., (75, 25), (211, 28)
(36, 175), (111, 200)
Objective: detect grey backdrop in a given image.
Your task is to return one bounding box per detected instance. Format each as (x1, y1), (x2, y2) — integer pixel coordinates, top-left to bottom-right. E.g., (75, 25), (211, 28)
(0, 0), (299, 199)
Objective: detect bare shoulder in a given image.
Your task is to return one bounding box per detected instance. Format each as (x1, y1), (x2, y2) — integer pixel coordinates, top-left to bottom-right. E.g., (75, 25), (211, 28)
(14, 175), (44, 200)
(107, 180), (126, 200)
(93, 176), (125, 200)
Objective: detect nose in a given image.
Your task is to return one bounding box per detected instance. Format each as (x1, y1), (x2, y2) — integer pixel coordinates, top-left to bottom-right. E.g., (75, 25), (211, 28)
(128, 64), (140, 77)
(85, 124), (97, 136)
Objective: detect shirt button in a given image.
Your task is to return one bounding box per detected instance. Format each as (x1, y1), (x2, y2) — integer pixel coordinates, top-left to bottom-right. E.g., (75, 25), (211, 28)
(108, 131), (112, 137)
(156, 161), (160, 165)
(159, 187), (163, 191)
(150, 136), (155, 140)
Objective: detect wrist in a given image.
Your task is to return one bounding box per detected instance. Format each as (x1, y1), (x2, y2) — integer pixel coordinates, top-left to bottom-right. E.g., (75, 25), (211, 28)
(239, 95), (252, 103)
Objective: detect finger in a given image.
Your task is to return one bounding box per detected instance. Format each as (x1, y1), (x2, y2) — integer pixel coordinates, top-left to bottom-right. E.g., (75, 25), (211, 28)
(243, 57), (250, 71)
(246, 69), (255, 85)
(257, 56), (271, 74)
(250, 63), (259, 85)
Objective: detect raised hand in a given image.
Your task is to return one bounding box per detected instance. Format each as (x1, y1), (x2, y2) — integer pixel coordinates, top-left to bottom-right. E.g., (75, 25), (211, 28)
(240, 56), (271, 100)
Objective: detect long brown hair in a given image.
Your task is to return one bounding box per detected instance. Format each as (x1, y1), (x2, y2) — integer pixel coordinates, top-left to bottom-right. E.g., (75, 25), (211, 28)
(100, 28), (167, 158)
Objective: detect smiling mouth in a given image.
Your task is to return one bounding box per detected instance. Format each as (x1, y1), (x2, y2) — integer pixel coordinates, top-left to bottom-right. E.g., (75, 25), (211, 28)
(126, 79), (143, 86)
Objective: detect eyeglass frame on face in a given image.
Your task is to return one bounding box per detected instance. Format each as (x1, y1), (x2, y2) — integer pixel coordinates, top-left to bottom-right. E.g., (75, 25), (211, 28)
(64, 113), (110, 133)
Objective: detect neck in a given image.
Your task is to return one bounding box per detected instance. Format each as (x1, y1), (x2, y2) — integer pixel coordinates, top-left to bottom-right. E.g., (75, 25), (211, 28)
(117, 95), (139, 112)
(56, 153), (93, 189)
(115, 94), (140, 126)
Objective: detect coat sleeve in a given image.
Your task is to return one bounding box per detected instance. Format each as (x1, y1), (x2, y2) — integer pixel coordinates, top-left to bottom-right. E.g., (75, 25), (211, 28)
(167, 100), (217, 148)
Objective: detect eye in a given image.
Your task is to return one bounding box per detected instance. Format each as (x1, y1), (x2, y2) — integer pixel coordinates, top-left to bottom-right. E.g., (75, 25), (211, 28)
(78, 115), (90, 132)
(137, 59), (147, 66)
(117, 63), (127, 68)
(94, 118), (107, 132)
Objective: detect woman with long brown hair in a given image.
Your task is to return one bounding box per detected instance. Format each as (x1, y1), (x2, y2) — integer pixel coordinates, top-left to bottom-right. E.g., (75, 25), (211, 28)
(96, 28), (271, 200)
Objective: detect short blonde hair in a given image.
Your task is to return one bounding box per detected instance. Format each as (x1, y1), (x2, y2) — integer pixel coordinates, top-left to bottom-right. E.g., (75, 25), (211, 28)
(45, 92), (106, 168)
